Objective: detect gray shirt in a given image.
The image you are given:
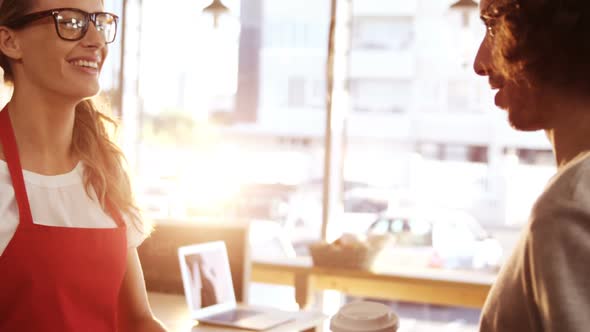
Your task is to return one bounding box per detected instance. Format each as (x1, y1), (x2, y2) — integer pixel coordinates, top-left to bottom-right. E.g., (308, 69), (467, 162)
(480, 152), (590, 332)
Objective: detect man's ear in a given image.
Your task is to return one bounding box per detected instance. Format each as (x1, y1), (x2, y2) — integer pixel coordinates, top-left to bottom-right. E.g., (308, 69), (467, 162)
(0, 26), (23, 61)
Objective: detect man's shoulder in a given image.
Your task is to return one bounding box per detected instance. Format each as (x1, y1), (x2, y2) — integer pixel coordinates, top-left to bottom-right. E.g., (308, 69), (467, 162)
(536, 152), (590, 207)
(529, 152), (590, 235)
(567, 152), (590, 200)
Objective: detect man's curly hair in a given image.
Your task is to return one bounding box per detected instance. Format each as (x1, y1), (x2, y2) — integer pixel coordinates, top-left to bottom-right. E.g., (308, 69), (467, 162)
(485, 0), (590, 95)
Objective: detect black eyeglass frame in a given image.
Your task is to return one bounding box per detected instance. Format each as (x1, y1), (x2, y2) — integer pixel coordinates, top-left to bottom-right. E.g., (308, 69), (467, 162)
(4, 8), (119, 44)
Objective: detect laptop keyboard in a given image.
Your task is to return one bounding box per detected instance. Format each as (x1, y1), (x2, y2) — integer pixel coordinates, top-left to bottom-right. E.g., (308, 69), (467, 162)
(206, 309), (260, 322)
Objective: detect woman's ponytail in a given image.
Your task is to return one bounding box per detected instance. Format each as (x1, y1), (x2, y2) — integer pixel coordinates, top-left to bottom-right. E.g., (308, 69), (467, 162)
(73, 99), (149, 235)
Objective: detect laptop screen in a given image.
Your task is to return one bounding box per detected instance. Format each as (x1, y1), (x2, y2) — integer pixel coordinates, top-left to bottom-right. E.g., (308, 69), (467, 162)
(178, 241), (296, 330)
(178, 241), (237, 315)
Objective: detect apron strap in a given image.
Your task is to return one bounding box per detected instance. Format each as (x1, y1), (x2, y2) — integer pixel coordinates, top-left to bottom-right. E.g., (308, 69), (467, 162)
(1, 107), (126, 229)
(0, 108), (34, 226)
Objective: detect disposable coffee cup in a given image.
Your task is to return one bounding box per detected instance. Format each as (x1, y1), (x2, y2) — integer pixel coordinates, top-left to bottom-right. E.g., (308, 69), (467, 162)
(330, 301), (399, 332)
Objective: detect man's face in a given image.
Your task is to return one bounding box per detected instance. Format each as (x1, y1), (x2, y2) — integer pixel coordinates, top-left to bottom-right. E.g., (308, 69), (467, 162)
(473, 0), (551, 131)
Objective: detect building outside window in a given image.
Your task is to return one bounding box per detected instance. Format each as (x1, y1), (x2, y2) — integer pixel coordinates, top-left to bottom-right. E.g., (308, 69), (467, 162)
(350, 79), (412, 113)
(352, 16), (414, 51)
(287, 77), (326, 109)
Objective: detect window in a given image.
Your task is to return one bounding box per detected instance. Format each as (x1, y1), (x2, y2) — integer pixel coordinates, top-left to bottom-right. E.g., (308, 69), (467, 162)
(287, 77), (306, 108)
(123, 2), (559, 330)
(447, 79), (484, 112)
(350, 79), (411, 113)
(514, 148), (555, 166)
(287, 77), (325, 108)
(352, 16), (414, 51)
(443, 144), (469, 161)
(265, 20), (327, 49)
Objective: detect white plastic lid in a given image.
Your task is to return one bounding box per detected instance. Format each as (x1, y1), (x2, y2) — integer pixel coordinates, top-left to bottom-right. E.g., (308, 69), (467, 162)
(330, 301), (399, 332)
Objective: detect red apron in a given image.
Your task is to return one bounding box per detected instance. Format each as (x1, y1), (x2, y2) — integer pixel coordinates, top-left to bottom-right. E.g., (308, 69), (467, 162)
(0, 107), (128, 331)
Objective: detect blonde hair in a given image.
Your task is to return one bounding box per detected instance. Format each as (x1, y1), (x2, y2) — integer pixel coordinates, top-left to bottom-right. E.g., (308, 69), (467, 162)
(73, 100), (148, 234)
(1, 0), (150, 235)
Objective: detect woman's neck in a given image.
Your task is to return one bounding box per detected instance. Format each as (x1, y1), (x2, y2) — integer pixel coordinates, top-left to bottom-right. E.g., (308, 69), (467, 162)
(7, 87), (80, 175)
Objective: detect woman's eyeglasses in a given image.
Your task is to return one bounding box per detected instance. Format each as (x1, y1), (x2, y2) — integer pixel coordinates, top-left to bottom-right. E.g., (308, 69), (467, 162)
(5, 8), (119, 44)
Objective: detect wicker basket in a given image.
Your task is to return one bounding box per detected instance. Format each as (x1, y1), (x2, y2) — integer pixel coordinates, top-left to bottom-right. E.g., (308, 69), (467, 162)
(309, 241), (384, 271)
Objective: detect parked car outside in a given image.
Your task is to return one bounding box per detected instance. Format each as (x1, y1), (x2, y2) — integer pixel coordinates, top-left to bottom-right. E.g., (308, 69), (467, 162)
(284, 183), (392, 250)
(366, 207), (503, 271)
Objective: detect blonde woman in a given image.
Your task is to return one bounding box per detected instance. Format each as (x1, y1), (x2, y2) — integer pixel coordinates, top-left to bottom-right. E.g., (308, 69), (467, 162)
(0, 0), (166, 330)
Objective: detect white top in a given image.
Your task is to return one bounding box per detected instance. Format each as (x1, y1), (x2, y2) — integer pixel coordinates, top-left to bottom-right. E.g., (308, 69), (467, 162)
(480, 151), (590, 331)
(0, 160), (145, 255)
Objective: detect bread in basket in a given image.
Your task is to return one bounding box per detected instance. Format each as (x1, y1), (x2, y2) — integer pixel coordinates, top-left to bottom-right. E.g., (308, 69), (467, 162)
(309, 233), (393, 270)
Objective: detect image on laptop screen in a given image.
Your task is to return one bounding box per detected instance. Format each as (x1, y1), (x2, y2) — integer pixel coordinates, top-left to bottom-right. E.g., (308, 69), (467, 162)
(180, 243), (236, 312)
(178, 241), (297, 330)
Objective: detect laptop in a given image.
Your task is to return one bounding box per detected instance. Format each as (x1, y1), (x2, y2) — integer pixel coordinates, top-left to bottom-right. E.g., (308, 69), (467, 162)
(178, 241), (295, 330)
